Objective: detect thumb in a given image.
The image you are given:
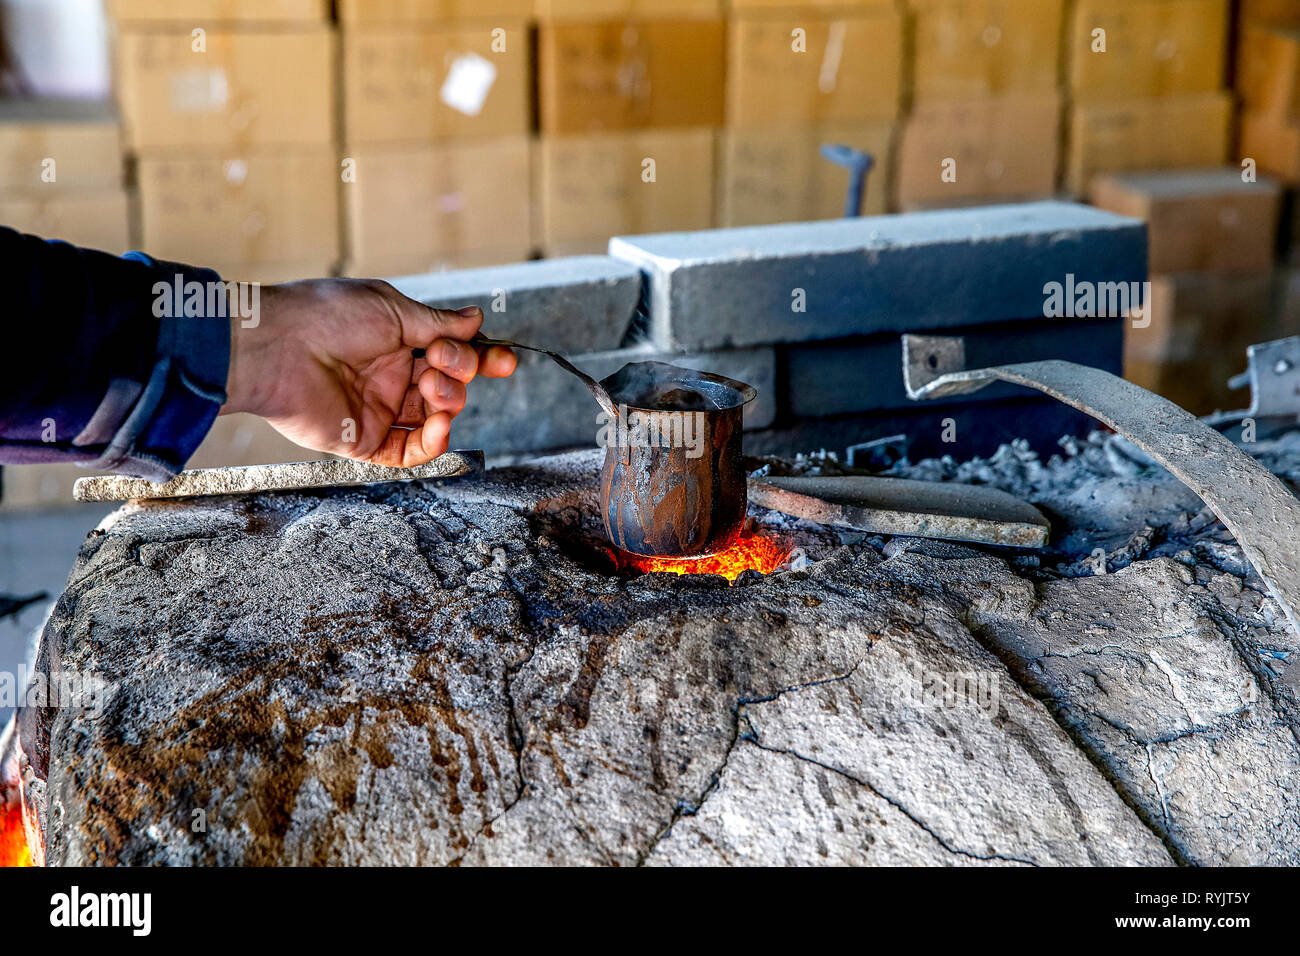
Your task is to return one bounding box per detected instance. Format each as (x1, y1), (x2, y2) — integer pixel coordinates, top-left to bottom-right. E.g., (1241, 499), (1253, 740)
(389, 289), (483, 347)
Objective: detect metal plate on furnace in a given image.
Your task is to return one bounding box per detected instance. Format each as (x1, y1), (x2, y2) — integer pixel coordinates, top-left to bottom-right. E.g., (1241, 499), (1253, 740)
(748, 475), (1050, 549)
(73, 450), (485, 502)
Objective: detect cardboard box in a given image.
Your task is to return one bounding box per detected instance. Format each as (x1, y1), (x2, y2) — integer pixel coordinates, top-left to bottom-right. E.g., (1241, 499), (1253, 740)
(540, 238), (614, 257)
(717, 122), (893, 226)
(1279, 266), (1300, 323)
(536, 1), (721, 17)
(539, 19), (725, 133)
(137, 150), (339, 266)
(340, 0), (534, 21)
(1241, 0), (1300, 25)
(344, 137), (532, 271)
(897, 94), (1060, 206)
(0, 189), (131, 253)
(1069, 0), (1228, 102)
(1090, 169), (1282, 275)
(1125, 273), (1279, 414)
(1067, 93), (1232, 194)
(0, 101), (121, 189)
(727, 8), (904, 126)
(731, 0), (884, 8)
(538, 128), (714, 248)
(107, 0), (327, 21)
(342, 24), (530, 144)
(205, 260), (338, 283)
(343, 246), (534, 278)
(116, 27), (334, 150)
(1240, 111), (1300, 183)
(1238, 22), (1300, 119)
(911, 0), (1064, 104)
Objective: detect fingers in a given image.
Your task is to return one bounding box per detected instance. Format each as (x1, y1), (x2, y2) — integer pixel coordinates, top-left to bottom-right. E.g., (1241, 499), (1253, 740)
(477, 344), (518, 379)
(374, 283), (515, 382)
(416, 367), (467, 415)
(422, 339), (516, 383)
(427, 337), (481, 384)
(419, 412), (452, 463)
(369, 412), (452, 468)
(394, 383), (427, 428)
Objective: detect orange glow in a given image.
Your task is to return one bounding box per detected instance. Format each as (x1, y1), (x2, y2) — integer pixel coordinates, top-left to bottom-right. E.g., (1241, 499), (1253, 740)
(625, 531), (791, 581)
(0, 793), (34, 867)
(1, 735), (39, 867)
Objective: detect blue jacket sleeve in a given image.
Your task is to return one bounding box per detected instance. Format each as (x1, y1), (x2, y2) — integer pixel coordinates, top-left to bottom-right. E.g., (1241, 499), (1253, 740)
(0, 226), (231, 481)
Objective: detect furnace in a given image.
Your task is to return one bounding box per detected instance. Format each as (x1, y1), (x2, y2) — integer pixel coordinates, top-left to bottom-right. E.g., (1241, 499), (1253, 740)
(6, 415), (1300, 865)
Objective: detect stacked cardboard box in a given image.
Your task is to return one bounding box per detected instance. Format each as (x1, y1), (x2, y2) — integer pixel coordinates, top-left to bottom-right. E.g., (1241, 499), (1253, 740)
(339, 0), (534, 275)
(1091, 168), (1284, 414)
(718, 0), (901, 225)
(1066, 0), (1232, 195)
(0, 100), (130, 254)
(1238, 2), (1300, 187)
(898, 0), (1064, 209)
(108, 0), (339, 283)
(536, 1), (723, 254)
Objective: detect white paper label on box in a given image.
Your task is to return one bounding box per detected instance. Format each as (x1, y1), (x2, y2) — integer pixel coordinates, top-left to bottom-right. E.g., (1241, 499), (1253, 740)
(170, 68), (229, 114)
(223, 159), (249, 186)
(440, 53), (497, 117)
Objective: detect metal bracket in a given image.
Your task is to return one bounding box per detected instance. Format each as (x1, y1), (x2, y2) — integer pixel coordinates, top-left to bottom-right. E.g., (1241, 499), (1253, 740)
(902, 334), (967, 393)
(903, 350), (1300, 638)
(1221, 335), (1300, 422)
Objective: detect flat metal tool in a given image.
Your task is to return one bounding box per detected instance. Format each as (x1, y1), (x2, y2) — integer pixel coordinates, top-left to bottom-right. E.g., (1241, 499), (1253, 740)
(903, 343), (1300, 638)
(749, 475), (1049, 548)
(72, 449), (484, 502)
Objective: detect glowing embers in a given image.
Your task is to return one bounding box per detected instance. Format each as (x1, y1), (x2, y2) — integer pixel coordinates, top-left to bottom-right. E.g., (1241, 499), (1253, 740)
(0, 731), (39, 867)
(622, 530), (792, 582)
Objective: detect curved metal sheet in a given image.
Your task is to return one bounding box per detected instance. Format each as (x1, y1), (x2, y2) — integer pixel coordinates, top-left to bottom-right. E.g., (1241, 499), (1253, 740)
(905, 358), (1300, 637)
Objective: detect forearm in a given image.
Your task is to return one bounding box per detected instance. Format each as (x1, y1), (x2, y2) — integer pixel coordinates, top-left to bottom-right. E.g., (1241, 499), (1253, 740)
(0, 227), (231, 480)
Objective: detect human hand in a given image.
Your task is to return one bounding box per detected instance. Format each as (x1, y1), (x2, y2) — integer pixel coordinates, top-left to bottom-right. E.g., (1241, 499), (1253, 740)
(221, 278), (516, 466)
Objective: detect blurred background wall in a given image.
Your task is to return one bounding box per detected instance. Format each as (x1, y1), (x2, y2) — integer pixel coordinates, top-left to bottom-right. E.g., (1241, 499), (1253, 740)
(0, 0), (1295, 494)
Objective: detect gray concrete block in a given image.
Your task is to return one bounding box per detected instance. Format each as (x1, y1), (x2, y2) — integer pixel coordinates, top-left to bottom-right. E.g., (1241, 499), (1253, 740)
(786, 318), (1124, 418)
(453, 345), (776, 458)
(609, 201), (1148, 349)
(390, 255), (644, 354)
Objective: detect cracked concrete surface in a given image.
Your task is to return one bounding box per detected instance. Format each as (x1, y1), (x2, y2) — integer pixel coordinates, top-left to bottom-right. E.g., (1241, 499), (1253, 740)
(17, 429), (1300, 865)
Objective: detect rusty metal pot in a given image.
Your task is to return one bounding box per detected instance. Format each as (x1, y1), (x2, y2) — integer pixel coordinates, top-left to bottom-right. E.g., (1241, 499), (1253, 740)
(598, 361), (756, 558)
(469, 336), (757, 558)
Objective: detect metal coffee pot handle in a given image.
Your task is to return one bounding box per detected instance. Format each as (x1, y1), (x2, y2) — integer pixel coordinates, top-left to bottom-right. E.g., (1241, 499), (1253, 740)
(470, 333), (618, 419)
